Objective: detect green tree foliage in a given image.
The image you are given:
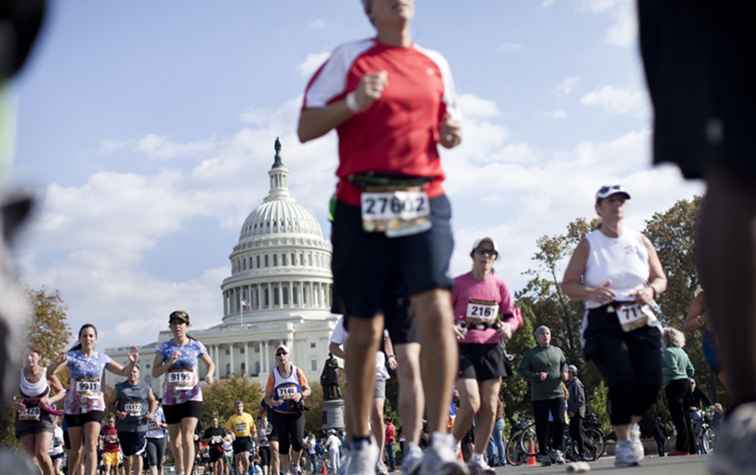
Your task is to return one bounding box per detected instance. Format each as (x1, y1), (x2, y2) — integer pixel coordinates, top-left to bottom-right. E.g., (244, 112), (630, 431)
(508, 197), (712, 429)
(304, 382), (325, 434)
(200, 376), (263, 428)
(1, 288), (72, 446)
(27, 289), (71, 365)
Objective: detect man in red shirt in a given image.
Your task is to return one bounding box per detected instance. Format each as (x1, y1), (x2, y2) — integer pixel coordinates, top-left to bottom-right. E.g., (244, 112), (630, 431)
(298, 1), (464, 474)
(384, 419), (397, 472)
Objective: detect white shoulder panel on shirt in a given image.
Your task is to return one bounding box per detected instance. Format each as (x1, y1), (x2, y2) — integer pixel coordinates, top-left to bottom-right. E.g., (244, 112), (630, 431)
(413, 44), (461, 120)
(304, 38), (375, 108)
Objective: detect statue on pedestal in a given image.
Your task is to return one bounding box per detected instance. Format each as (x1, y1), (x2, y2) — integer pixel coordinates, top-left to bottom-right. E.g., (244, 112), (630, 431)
(320, 353), (342, 400)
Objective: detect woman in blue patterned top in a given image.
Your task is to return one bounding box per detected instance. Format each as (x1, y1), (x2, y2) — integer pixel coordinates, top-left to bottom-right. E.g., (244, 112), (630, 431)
(48, 323), (138, 475)
(151, 310), (215, 475)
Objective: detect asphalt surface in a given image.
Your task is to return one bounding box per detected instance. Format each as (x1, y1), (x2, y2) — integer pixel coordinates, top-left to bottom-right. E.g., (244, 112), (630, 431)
(496, 454), (708, 474)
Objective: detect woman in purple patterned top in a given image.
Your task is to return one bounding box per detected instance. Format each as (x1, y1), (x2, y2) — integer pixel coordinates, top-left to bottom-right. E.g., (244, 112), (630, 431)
(152, 310), (215, 475)
(48, 324), (138, 475)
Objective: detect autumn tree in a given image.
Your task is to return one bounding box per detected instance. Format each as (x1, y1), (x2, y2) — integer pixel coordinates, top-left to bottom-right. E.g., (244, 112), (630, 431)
(27, 289), (71, 364)
(200, 376), (263, 428)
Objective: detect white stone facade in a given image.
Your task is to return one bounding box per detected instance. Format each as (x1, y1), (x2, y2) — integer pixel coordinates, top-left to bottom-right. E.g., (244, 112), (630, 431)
(107, 140), (339, 395)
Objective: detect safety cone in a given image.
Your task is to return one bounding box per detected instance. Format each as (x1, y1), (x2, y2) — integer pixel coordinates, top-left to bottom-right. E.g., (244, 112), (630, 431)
(527, 439), (538, 466)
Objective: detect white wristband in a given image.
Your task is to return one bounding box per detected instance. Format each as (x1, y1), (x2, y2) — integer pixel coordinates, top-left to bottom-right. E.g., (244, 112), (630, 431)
(345, 92), (360, 113)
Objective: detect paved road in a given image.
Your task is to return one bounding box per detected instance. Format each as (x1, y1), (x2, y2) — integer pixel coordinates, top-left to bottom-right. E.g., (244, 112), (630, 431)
(494, 455), (709, 474)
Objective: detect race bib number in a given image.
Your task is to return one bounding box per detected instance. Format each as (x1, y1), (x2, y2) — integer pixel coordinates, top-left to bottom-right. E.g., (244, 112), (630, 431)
(465, 299), (499, 328)
(18, 406), (40, 421)
(615, 303), (655, 332)
(361, 190), (431, 238)
(76, 380), (101, 399)
(235, 423), (247, 434)
(124, 402), (142, 417)
(276, 385), (298, 401)
(167, 371), (195, 390)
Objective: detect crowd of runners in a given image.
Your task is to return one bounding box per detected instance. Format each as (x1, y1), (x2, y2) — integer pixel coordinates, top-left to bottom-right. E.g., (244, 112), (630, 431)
(5, 0), (756, 475)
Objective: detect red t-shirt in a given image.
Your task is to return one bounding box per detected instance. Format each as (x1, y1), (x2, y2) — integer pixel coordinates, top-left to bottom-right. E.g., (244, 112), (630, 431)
(385, 423), (396, 443)
(303, 38), (460, 206)
(451, 272), (522, 345)
(101, 425), (120, 453)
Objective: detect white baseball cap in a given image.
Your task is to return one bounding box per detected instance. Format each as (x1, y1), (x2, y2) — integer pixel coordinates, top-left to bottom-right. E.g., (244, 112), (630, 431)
(275, 344), (290, 354)
(595, 184), (631, 201)
(471, 237), (498, 254)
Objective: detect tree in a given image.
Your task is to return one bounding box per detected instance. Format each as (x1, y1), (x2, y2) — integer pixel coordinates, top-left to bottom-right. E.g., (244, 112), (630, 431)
(304, 382), (325, 434)
(0, 288), (72, 446)
(200, 376), (263, 428)
(27, 289), (71, 364)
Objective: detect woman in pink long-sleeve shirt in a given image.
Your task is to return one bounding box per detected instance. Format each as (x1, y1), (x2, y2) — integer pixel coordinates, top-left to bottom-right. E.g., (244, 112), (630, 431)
(450, 237), (522, 473)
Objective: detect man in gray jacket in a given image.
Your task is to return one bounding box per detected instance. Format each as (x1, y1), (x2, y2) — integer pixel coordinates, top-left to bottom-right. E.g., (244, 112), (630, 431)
(518, 326), (567, 465)
(567, 365), (586, 459)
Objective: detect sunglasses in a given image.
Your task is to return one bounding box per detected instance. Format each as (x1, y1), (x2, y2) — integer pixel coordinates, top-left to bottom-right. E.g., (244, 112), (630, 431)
(276, 351), (288, 356)
(476, 249), (498, 257)
(598, 185), (621, 195)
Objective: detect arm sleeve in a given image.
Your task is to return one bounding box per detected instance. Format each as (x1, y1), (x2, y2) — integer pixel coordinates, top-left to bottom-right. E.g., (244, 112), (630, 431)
(302, 39), (373, 109)
(517, 352), (537, 382)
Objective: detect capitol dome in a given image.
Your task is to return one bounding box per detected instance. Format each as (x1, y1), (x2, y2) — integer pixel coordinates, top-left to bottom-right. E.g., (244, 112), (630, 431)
(220, 138), (333, 325)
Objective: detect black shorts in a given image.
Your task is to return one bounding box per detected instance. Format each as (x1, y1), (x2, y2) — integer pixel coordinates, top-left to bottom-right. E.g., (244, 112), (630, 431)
(163, 401), (202, 425)
(384, 296), (418, 345)
(118, 431), (147, 456)
(15, 411), (55, 438)
(65, 410), (105, 428)
(331, 195), (454, 320)
(233, 437), (252, 454)
(457, 343), (507, 382)
(208, 445), (224, 462)
(258, 445), (271, 466)
(145, 437), (166, 469)
(270, 411), (305, 455)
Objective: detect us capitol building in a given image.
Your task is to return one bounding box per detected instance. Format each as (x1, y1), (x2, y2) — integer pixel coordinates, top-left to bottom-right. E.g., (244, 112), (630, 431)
(106, 139), (340, 394)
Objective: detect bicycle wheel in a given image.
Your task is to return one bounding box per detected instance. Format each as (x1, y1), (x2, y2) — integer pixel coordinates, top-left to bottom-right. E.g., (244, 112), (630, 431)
(505, 436), (526, 466)
(582, 428), (605, 461)
(519, 427), (539, 456)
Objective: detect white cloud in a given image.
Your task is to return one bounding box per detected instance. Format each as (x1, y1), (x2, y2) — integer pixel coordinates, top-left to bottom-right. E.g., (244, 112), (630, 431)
(307, 18), (327, 30)
(498, 42), (523, 52)
(575, 0), (636, 47)
(458, 94), (500, 120)
(100, 134), (218, 161)
(298, 51), (331, 78)
(554, 76), (581, 96)
(23, 91), (702, 350)
(580, 85), (646, 115)
(547, 109), (567, 119)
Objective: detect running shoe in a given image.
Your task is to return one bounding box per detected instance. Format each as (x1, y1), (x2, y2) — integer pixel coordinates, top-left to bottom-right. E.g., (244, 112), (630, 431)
(416, 433), (469, 475)
(376, 458), (389, 475)
(400, 445), (423, 475)
(346, 441), (379, 475)
(550, 449), (566, 464)
(467, 455), (496, 475)
(614, 439), (640, 467)
(630, 422), (645, 462)
(708, 402), (756, 475)
(537, 453), (552, 466)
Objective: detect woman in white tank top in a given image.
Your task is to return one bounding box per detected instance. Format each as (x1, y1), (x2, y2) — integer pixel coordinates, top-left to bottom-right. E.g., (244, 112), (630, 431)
(561, 185), (668, 468)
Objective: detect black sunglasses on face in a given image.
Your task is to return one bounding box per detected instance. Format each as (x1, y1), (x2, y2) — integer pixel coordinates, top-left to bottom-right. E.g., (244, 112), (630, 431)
(598, 185), (621, 195)
(476, 249), (497, 257)
(276, 351), (287, 356)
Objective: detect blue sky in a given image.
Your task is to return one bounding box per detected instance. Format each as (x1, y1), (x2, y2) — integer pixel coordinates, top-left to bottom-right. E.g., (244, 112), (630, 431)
(9, 0), (702, 349)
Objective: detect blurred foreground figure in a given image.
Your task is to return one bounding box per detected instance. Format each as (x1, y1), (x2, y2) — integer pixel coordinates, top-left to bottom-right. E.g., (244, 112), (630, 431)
(637, 3), (756, 474)
(0, 1), (46, 474)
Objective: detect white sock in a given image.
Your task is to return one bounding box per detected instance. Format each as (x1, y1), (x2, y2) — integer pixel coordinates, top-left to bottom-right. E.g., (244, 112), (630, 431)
(431, 431), (454, 448)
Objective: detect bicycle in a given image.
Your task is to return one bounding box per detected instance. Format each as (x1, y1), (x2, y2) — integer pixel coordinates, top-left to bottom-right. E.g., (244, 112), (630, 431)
(690, 406), (717, 454)
(506, 413), (606, 466)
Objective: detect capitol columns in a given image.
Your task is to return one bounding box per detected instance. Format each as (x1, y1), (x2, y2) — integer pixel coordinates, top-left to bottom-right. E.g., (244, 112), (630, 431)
(244, 342), (249, 376)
